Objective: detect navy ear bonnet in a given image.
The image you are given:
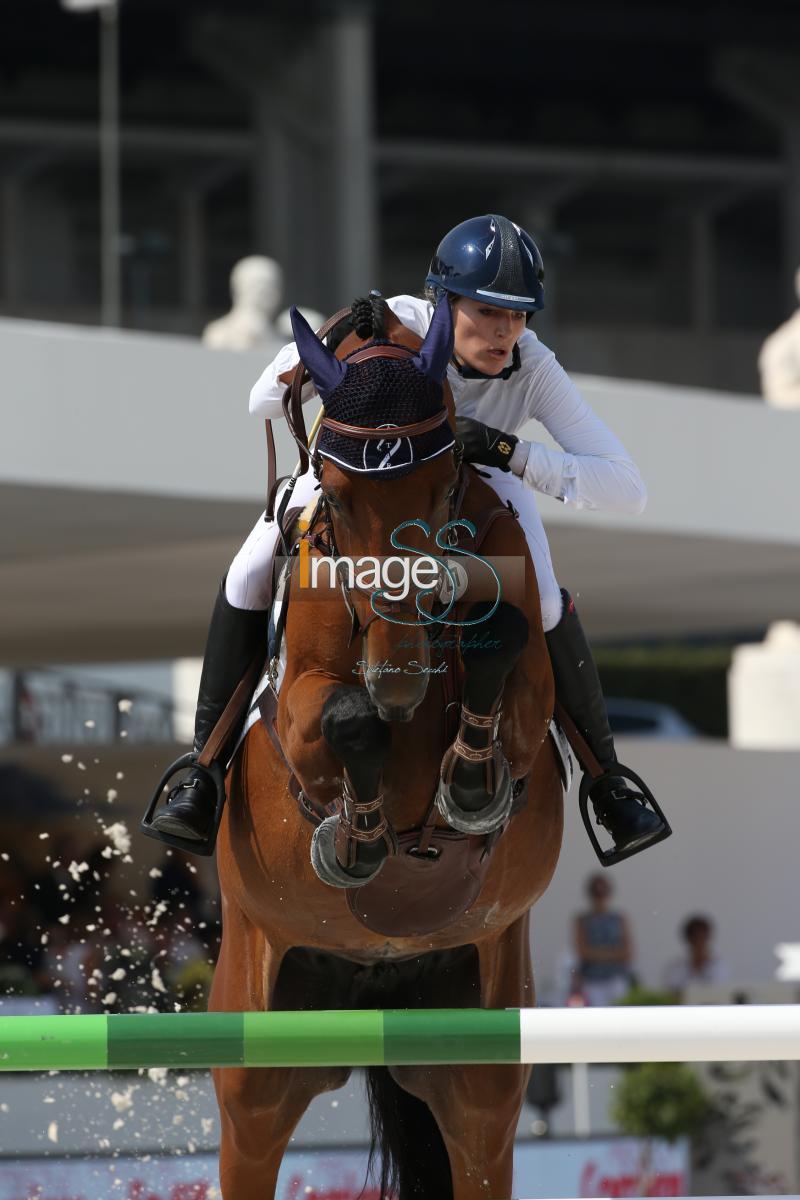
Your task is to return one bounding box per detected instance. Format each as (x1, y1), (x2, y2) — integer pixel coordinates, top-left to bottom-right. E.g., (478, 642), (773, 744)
(290, 300), (456, 479)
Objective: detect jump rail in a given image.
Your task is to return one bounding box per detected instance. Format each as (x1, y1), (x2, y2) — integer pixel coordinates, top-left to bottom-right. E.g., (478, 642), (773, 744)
(1, 1005), (799, 1071)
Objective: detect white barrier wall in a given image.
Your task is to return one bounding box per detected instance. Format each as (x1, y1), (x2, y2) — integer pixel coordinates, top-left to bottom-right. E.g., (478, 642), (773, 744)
(532, 737), (800, 999)
(3, 316), (800, 547)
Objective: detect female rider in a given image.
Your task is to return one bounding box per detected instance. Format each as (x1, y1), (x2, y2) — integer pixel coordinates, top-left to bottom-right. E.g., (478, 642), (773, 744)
(147, 214), (670, 866)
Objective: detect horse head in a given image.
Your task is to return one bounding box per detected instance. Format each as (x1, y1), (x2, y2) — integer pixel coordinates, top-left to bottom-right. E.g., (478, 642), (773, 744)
(290, 298), (459, 722)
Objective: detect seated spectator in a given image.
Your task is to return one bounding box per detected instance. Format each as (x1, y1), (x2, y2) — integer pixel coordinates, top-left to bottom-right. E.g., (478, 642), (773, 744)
(662, 914), (730, 997)
(572, 873), (634, 1006)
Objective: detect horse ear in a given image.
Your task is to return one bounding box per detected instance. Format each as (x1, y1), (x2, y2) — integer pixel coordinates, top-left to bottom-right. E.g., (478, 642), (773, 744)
(413, 296), (455, 383)
(290, 305), (347, 398)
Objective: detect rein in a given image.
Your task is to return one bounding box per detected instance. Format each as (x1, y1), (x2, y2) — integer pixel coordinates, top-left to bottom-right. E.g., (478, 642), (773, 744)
(265, 331), (465, 683)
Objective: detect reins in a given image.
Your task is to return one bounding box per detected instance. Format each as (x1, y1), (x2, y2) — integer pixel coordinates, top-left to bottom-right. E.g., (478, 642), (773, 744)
(264, 324), (465, 686)
(264, 305), (352, 525)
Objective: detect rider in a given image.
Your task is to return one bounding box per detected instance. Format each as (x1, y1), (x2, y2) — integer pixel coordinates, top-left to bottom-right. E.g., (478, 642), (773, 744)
(146, 214), (670, 865)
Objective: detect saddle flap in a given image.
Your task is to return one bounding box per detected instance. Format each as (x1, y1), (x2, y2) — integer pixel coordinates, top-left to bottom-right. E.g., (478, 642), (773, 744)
(345, 826), (492, 938)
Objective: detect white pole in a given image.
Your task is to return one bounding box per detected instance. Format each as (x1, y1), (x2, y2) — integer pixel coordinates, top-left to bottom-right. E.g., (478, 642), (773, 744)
(571, 1062), (591, 1136)
(519, 1004), (800, 1063)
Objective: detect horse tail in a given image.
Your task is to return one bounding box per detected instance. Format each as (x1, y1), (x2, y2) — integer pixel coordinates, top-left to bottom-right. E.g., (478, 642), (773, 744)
(365, 1065), (452, 1199)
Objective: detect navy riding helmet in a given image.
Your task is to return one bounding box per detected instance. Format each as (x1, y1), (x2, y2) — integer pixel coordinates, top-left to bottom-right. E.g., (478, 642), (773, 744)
(425, 214), (545, 314)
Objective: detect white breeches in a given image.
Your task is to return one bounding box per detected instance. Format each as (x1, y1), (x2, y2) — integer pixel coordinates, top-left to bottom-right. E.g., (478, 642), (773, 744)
(225, 468), (564, 632)
(225, 471), (321, 610)
(479, 467), (564, 632)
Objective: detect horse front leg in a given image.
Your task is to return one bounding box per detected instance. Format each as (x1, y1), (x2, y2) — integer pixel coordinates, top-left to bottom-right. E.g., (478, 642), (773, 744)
(280, 673), (393, 889)
(216, 1064), (351, 1200)
(210, 892), (350, 1199)
(436, 599), (531, 833)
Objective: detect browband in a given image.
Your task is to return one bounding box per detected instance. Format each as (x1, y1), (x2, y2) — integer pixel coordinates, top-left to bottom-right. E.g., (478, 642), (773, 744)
(320, 408), (450, 441)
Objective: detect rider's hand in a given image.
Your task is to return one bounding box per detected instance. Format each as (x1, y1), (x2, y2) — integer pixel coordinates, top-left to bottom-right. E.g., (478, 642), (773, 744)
(455, 417), (519, 472)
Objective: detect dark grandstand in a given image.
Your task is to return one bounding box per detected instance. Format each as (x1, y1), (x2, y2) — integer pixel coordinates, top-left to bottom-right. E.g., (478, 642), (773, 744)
(2, 0), (799, 390)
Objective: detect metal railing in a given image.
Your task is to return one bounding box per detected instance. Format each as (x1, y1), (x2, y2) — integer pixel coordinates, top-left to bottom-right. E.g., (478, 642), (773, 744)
(0, 669), (176, 746)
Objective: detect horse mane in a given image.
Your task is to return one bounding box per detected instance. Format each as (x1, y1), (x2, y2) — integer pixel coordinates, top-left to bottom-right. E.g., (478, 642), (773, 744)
(327, 293), (388, 351)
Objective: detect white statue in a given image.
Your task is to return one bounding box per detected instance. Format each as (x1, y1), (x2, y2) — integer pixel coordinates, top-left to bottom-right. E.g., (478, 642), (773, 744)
(275, 306), (327, 339)
(728, 620), (800, 748)
(202, 255), (284, 352)
(758, 267), (800, 409)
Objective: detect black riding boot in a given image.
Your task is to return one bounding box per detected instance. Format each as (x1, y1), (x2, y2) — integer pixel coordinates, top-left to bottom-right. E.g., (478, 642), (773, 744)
(546, 590), (671, 865)
(146, 580), (269, 854)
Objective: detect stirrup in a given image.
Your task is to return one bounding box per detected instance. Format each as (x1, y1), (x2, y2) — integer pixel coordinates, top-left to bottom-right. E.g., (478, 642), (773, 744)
(140, 752), (226, 858)
(579, 763), (672, 868)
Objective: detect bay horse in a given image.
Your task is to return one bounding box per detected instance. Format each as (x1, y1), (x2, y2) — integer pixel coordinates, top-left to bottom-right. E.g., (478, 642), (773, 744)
(209, 297), (564, 1199)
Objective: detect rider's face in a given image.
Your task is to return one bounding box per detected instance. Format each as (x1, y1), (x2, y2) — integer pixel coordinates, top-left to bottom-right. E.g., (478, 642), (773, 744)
(451, 297), (528, 375)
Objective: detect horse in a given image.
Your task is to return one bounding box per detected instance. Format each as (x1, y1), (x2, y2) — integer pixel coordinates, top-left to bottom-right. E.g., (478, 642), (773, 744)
(208, 296), (565, 1199)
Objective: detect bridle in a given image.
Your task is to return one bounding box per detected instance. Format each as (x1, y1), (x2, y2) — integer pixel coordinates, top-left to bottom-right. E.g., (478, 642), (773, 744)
(306, 342), (468, 645)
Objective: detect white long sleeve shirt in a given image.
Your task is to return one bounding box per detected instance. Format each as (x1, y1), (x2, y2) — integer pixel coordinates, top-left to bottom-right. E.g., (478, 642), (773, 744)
(249, 294), (646, 514)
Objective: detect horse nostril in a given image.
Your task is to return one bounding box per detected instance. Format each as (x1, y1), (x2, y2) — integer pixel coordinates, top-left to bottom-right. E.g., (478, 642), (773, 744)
(377, 705), (416, 723)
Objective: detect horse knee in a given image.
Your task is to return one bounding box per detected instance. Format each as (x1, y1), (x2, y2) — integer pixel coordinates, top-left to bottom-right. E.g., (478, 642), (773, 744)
(462, 601), (529, 674)
(321, 685), (390, 765)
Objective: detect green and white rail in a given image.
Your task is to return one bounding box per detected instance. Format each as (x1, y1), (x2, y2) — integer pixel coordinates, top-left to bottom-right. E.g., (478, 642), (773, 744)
(1, 1005), (799, 1072)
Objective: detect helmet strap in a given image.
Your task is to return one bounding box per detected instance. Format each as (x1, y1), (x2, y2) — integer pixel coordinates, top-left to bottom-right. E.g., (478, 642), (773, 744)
(451, 341), (521, 382)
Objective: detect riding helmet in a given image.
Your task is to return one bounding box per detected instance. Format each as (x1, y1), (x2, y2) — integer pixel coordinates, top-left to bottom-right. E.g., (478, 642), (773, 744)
(425, 214), (545, 313)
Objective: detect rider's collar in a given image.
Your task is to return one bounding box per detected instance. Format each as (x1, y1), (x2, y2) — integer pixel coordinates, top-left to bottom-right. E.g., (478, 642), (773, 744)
(451, 342), (521, 382)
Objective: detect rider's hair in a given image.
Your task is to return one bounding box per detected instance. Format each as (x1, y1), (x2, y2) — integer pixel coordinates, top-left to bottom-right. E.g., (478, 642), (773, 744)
(423, 285), (460, 308)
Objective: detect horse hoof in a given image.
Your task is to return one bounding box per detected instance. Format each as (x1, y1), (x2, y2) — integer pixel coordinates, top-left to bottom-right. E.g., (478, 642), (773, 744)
(435, 757), (513, 835)
(310, 816), (387, 889)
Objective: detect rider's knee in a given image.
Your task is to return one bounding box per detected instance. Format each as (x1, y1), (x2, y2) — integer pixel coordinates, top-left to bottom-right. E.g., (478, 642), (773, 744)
(226, 525), (278, 610)
(539, 575), (564, 633)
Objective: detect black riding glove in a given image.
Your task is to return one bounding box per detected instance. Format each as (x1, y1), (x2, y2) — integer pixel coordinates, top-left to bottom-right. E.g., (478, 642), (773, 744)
(455, 417), (519, 472)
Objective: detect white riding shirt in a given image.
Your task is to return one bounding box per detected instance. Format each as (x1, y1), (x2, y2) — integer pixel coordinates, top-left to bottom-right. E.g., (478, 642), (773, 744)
(249, 293), (646, 515)
(228, 295), (646, 630)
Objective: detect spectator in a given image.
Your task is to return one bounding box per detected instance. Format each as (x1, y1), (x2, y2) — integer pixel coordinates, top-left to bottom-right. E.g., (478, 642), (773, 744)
(572, 873), (634, 1006)
(662, 914), (730, 997)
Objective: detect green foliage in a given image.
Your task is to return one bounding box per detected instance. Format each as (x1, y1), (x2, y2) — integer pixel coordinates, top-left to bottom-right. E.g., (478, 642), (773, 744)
(616, 985), (676, 1007)
(594, 642), (734, 738)
(612, 1061), (713, 1143)
(173, 961), (214, 1012)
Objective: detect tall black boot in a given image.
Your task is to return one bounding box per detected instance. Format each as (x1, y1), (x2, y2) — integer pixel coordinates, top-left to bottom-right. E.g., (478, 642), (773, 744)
(144, 580), (269, 855)
(546, 590), (671, 866)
